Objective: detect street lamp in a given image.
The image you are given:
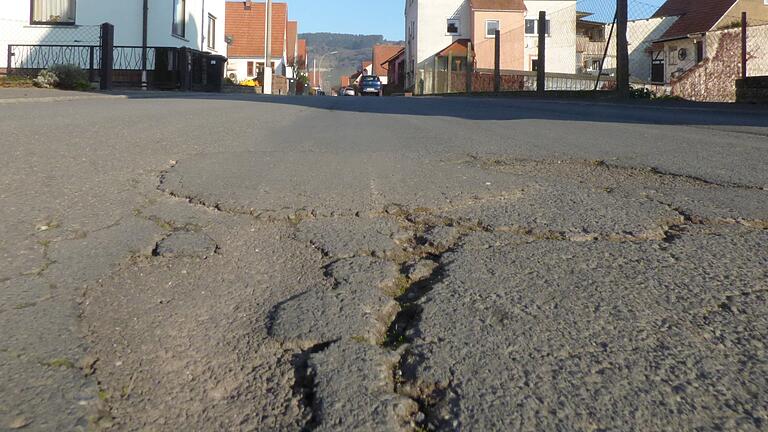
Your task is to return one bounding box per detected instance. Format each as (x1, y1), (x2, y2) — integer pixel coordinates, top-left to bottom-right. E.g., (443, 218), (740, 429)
(316, 51), (338, 93)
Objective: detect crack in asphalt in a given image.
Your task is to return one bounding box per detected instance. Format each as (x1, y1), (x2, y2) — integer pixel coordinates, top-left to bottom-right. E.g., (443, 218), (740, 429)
(135, 157), (768, 431)
(292, 339), (343, 432)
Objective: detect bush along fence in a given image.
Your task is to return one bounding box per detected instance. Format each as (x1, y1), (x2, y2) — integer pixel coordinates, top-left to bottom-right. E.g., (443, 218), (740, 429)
(413, 0), (768, 102)
(6, 23), (227, 92)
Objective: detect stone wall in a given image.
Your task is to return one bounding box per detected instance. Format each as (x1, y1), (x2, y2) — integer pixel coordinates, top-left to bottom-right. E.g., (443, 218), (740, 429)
(670, 30), (742, 102)
(671, 25), (768, 102)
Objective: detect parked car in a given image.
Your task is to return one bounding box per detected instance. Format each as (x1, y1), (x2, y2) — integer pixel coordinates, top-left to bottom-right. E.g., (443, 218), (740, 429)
(342, 87), (356, 96)
(359, 75), (382, 96)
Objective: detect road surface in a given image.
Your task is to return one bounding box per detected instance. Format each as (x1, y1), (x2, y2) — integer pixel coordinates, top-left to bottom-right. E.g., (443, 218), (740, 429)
(1, 91), (767, 431)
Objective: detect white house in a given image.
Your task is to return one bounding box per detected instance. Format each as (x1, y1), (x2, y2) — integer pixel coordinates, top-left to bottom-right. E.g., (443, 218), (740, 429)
(404, 0), (578, 89)
(225, 1), (297, 85)
(1, 0), (226, 70)
(523, 0), (577, 73)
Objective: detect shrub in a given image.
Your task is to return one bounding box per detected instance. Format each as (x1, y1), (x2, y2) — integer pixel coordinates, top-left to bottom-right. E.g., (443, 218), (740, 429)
(33, 70), (59, 88)
(33, 64), (89, 90)
(630, 87), (655, 99)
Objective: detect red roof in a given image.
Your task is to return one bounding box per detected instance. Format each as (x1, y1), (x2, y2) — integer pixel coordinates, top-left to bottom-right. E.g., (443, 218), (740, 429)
(287, 21), (298, 64)
(372, 44), (404, 76)
(470, 0), (525, 11)
(652, 0), (738, 41)
(438, 39), (471, 57)
(381, 47), (405, 65)
(297, 39), (307, 69)
(225, 1), (288, 58)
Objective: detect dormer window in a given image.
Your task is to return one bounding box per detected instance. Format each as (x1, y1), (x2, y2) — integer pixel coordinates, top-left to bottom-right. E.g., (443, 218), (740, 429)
(447, 19), (460, 35)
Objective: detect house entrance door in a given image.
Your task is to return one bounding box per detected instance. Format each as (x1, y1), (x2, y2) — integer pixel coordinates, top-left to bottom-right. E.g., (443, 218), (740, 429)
(651, 51), (664, 83)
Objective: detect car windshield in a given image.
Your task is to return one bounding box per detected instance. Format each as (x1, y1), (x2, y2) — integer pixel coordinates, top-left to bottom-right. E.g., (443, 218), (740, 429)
(362, 76), (379, 82)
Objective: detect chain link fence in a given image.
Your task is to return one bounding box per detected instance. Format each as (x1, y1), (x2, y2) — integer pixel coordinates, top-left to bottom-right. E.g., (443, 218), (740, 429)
(1, 17), (101, 71)
(412, 0), (768, 102)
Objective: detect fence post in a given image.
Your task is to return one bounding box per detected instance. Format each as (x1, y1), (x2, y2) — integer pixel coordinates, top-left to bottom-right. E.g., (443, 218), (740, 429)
(494, 29), (501, 93)
(6, 45), (12, 75)
(447, 52), (453, 93)
(88, 46), (95, 82)
(741, 12), (748, 79)
(433, 55), (438, 94)
(100, 23), (114, 90)
(616, 0), (629, 98)
(466, 42), (473, 94)
(537, 11), (546, 95)
(180, 48), (191, 90)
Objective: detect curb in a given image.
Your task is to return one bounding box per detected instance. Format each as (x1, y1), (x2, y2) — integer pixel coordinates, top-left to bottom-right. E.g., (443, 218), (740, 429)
(0, 94), (128, 104)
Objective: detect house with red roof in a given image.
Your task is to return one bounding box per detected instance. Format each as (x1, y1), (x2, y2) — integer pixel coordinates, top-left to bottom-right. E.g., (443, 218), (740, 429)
(224, 1), (289, 83)
(372, 44), (405, 85)
(381, 47), (406, 92)
(648, 0), (768, 84)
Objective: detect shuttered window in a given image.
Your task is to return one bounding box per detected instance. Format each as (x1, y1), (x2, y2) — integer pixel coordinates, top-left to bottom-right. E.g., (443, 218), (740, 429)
(31, 0), (76, 25)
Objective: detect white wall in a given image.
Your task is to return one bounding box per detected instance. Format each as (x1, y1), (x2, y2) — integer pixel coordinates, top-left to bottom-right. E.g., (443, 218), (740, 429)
(600, 16), (677, 82)
(226, 58), (284, 83)
(405, 0), (470, 88)
(524, 0), (577, 73)
(1, 0), (226, 69)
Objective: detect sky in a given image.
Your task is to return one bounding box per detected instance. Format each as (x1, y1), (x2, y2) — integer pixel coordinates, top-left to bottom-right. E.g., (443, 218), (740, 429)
(238, 0), (668, 41)
(281, 0), (406, 40)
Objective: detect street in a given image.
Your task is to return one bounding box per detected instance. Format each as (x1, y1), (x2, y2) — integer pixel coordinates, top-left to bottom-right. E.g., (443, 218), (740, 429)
(1, 92), (767, 431)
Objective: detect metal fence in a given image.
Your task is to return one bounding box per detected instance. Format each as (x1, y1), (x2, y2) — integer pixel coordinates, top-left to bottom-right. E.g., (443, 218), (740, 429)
(4, 19), (222, 91)
(7, 43), (214, 90)
(414, 0), (768, 102)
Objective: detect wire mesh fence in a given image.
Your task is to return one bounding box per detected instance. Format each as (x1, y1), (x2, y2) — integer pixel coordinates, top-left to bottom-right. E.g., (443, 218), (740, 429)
(0, 18), (101, 45)
(1, 17), (102, 71)
(412, 0), (768, 102)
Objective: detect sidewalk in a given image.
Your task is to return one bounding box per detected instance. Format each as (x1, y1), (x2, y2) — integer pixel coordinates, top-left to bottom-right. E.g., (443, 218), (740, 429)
(0, 87), (274, 104)
(0, 88), (127, 104)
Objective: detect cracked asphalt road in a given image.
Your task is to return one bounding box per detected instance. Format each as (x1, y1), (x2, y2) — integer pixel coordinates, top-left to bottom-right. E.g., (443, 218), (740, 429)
(1, 92), (767, 431)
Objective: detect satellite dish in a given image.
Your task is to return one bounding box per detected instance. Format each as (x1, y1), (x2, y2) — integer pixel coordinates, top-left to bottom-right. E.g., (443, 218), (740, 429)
(678, 48), (688, 61)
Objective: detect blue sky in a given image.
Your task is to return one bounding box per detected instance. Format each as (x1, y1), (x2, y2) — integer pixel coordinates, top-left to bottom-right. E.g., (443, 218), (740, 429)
(283, 0), (406, 40)
(253, 0), (667, 40)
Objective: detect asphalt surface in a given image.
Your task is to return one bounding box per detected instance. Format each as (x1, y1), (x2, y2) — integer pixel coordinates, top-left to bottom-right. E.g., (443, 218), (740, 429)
(1, 90), (767, 431)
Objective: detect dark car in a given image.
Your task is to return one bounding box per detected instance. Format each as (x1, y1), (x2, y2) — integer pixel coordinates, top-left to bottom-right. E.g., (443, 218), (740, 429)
(359, 75), (382, 96)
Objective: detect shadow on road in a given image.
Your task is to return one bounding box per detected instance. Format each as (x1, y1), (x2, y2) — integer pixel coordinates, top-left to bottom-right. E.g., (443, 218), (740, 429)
(118, 91), (768, 129)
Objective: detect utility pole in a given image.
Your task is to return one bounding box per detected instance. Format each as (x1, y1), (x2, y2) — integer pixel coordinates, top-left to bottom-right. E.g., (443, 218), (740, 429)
(263, 0), (273, 94)
(616, 0), (629, 98)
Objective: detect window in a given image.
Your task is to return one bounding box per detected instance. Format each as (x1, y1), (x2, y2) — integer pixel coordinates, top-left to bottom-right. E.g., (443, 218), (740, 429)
(31, 0), (76, 25)
(172, 0), (186, 38)
(591, 60), (600, 70)
(525, 19), (551, 35)
(247, 61), (254, 77)
(486, 20), (500, 37)
(207, 14), (216, 50)
(447, 19), (460, 35)
(525, 19), (536, 35)
(695, 41), (704, 63)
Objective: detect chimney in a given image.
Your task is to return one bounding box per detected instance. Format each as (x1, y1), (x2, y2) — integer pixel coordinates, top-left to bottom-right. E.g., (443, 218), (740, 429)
(244, 1), (252, 10)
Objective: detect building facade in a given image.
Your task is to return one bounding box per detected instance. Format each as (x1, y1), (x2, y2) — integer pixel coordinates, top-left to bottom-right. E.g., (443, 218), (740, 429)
(1, 0), (226, 70)
(224, 1), (289, 83)
(404, 0), (577, 89)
